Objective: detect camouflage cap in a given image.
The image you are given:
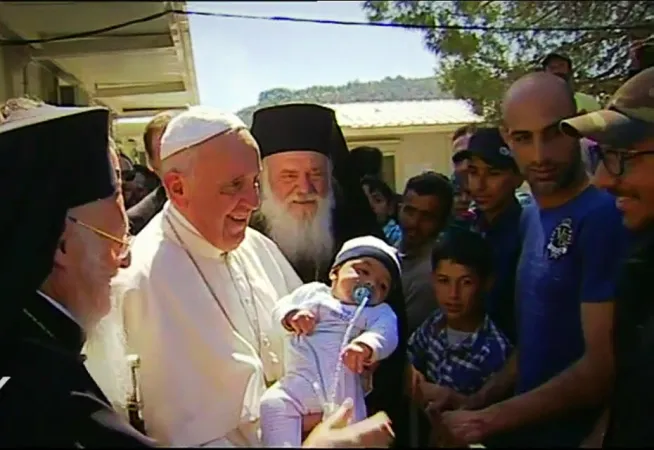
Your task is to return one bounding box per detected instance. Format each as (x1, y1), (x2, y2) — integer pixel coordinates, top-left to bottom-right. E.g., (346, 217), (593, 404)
(560, 67), (654, 148)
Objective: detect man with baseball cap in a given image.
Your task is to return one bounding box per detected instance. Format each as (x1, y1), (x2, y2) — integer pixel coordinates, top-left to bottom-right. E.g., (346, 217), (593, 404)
(560, 66), (654, 447)
(459, 127), (525, 343)
(542, 52), (602, 114)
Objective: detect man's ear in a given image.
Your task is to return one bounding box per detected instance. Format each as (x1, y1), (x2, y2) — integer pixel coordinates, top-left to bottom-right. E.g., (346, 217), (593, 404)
(52, 238), (69, 269)
(499, 125), (511, 146)
(162, 171), (188, 207)
(329, 267), (339, 282)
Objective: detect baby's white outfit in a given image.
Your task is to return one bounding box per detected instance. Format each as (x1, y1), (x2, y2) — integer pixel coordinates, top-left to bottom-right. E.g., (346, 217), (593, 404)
(259, 282), (398, 447)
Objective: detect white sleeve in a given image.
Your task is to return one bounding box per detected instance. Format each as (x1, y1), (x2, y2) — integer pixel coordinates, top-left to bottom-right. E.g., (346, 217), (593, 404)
(352, 304), (399, 362)
(271, 283), (322, 329)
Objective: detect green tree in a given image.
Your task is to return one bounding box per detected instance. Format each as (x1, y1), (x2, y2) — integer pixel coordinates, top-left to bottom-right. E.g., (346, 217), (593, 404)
(237, 76), (450, 124)
(363, 1), (653, 119)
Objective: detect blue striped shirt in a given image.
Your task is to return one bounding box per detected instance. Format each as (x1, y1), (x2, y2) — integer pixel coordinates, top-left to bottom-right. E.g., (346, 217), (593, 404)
(408, 310), (513, 394)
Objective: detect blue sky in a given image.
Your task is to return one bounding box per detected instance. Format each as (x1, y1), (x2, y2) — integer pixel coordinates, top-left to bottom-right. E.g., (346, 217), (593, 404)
(187, 1), (438, 113)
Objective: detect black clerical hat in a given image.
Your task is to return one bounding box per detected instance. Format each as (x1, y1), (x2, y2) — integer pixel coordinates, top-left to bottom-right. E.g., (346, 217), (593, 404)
(250, 103), (335, 159)
(0, 104), (116, 334)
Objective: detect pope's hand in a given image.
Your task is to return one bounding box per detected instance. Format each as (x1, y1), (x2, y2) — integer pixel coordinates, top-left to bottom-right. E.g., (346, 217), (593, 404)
(341, 342), (373, 374)
(303, 398), (395, 448)
(434, 408), (494, 445)
(284, 309), (317, 336)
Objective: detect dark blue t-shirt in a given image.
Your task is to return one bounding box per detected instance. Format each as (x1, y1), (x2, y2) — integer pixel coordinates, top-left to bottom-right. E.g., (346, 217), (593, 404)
(515, 185), (626, 446)
(474, 200), (523, 344)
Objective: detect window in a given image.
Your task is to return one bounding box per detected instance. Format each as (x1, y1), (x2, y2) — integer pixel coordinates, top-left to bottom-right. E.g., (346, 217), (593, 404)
(382, 155), (397, 191)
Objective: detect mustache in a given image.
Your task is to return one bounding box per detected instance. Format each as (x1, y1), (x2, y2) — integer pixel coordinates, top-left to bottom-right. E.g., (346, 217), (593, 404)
(287, 194), (321, 203)
(528, 162), (558, 171)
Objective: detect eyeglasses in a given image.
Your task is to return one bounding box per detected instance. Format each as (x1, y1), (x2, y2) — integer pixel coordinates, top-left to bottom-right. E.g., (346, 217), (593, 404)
(67, 216), (133, 260)
(597, 147), (654, 177)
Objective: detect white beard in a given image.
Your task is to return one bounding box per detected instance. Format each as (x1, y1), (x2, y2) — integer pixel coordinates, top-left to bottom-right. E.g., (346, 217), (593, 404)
(83, 288), (132, 416)
(259, 175), (335, 270)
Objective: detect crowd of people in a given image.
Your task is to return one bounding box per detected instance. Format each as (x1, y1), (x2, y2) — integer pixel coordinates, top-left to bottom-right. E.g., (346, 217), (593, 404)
(0, 52), (653, 449)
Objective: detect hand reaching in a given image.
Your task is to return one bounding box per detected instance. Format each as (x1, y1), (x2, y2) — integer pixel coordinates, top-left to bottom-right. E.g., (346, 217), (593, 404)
(431, 408), (495, 446)
(303, 398), (395, 448)
(284, 309), (317, 336)
(421, 383), (466, 413)
(341, 342), (373, 374)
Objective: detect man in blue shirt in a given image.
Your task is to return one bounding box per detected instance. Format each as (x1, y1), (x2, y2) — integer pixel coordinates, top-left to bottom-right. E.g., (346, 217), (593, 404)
(437, 71), (625, 447)
(460, 127), (525, 344)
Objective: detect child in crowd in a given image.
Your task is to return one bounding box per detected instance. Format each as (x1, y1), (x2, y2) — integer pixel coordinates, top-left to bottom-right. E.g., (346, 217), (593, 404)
(260, 236), (401, 447)
(449, 172), (477, 231)
(408, 228), (513, 416)
(361, 176), (402, 246)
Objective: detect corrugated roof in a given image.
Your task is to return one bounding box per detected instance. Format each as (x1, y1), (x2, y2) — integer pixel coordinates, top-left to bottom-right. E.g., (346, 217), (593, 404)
(324, 99), (483, 129)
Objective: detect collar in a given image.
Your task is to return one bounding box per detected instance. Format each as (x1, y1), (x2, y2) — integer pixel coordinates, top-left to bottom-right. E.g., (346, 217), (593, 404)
(22, 291), (86, 355)
(397, 239), (434, 261)
(435, 311), (489, 351)
(475, 199), (522, 233)
(162, 201), (229, 260)
(36, 290), (82, 327)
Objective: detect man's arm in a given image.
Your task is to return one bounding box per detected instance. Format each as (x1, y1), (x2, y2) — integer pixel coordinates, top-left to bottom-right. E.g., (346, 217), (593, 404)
(485, 301), (614, 430)
(464, 352), (518, 410)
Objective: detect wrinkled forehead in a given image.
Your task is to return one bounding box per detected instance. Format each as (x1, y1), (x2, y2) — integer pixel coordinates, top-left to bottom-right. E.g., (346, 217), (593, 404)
(264, 150), (330, 171)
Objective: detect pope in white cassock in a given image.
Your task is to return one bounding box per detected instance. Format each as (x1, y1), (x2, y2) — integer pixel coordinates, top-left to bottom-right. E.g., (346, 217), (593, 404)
(103, 106), (303, 446)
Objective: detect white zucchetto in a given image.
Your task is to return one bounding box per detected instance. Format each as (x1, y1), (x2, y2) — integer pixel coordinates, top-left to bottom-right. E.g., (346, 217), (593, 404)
(160, 106), (246, 161)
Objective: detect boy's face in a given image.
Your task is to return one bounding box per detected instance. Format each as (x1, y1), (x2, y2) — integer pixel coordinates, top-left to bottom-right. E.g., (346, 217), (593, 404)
(331, 257), (391, 306)
(467, 157), (522, 215)
(362, 184), (390, 222)
(432, 259), (484, 320)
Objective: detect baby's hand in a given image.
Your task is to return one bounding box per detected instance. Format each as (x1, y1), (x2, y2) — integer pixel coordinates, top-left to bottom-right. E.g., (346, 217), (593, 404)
(283, 309), (317, 336)
(341, 342), (373, 374)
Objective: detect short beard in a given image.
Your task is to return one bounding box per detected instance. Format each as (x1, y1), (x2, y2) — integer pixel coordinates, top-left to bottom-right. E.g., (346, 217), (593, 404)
(527, 141), (584, 196)
(83, 288), (132, 414)
(259, 173), (335, 269)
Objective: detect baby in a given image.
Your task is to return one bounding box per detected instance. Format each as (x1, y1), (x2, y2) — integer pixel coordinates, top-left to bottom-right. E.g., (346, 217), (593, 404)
(260, 236), (401, 447)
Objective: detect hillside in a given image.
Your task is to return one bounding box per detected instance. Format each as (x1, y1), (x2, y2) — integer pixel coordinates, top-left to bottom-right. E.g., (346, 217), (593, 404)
(236, 75), (450, 124)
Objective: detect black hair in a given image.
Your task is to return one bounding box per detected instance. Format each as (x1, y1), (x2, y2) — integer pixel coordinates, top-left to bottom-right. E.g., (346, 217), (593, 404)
(431, 228), (493, 280)
(349, 146), (383, 179)
(403, 171), (454, 224)
(361, 175), (396, 203)
(542, 52), (573, 71)
(452, 124), (476, 142)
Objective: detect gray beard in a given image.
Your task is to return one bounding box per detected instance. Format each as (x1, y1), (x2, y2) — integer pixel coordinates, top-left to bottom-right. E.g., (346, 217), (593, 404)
(83, 289), (132, 415)
(259, 180), (336, 270)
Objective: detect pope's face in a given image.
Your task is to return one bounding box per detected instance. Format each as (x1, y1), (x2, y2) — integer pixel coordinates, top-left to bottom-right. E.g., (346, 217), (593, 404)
(264, 151), (331, 221)
(164, 130), (262, 252)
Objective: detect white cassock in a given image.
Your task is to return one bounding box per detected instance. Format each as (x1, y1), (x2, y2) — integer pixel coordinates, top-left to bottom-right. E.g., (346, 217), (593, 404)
(112, 201), (302, 447)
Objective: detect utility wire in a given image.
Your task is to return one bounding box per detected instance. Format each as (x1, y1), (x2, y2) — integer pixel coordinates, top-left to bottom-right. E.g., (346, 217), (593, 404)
(0, 7), (651, 46)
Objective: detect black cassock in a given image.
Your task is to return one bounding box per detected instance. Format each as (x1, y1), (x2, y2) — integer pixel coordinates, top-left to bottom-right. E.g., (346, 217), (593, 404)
(251, 103), (411, 446)
(127, 185), (168, 235)
(0, 293), (156, 447)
